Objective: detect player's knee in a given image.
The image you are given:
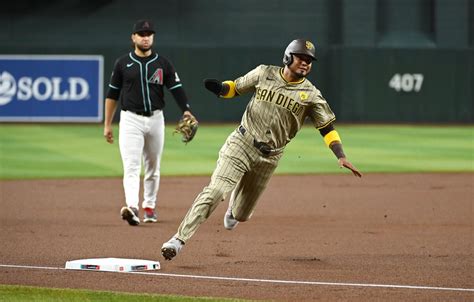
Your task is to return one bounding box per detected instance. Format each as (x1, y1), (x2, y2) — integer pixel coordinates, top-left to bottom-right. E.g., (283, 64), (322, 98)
(202, 186), (226, 203)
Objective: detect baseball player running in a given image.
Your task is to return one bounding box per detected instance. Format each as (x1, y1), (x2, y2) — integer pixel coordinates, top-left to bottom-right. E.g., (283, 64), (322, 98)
(161, 39), (361, 260)
(103, 20), (196, 226)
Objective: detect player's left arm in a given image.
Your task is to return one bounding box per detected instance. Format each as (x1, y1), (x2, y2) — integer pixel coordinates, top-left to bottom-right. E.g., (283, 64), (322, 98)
(310, 89), (362, 177)
(319, 123), (362, 177)
(163, 58), (193, 114)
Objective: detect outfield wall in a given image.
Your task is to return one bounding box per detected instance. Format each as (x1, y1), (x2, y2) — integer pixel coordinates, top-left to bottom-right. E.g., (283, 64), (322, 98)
(1, 0), (472, 123)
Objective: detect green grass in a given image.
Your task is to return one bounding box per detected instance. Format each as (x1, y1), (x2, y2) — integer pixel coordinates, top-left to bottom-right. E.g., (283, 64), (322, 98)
(0, 284), (251, 302)
(0, 124), (472, 299)
(0, 124), (472, 179)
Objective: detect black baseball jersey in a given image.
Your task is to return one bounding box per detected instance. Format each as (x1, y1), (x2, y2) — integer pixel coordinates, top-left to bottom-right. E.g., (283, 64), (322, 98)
(106, 51), (183, 113)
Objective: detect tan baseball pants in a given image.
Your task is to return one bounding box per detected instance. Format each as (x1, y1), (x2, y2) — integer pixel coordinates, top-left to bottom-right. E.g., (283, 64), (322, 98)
(175, 127), (282, 242)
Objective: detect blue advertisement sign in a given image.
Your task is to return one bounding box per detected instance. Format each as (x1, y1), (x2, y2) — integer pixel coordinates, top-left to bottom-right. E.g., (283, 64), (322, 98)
(0, 55), (103, 122)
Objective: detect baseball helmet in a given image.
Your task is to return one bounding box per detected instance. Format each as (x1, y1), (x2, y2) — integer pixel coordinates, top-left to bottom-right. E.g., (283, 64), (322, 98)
(282, 39), (317, 65)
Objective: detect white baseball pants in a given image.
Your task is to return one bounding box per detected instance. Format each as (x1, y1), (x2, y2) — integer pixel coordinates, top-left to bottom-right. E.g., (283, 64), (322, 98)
(119, 109), (165, 210)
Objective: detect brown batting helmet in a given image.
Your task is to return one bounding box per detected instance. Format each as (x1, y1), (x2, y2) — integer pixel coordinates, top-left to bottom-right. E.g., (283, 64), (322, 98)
(282, 39), (317, 65)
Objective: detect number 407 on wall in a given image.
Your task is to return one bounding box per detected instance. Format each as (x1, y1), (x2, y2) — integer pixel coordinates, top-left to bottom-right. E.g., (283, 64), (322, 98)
(389, 73), (424, 92)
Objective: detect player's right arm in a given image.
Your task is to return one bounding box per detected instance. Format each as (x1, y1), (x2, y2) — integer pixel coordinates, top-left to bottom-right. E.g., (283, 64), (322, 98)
(103, 59), (123, 144)
(203, 79), (238, 98)
(203, 65), (264, 98)
(104, 98), (118, 144)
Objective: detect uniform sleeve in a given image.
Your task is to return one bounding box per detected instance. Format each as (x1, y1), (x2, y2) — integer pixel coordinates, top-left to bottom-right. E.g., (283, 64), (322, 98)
(162, 57), (190, 112)
(308, 90), (336, 129)
(106, 58), (122, 100)
(170, 86), (191, 113)
(234, 64), (265, 95)
(162, 58), (183, 91)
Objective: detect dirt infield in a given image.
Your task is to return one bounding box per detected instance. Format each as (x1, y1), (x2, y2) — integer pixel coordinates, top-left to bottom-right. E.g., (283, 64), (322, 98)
(0, 174), (472, 301)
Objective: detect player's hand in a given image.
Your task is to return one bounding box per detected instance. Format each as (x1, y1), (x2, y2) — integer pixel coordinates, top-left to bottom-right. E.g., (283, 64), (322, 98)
(104, 125), (114, 144)
(338, 158), (362, 177)
(183, 110), (195, 120)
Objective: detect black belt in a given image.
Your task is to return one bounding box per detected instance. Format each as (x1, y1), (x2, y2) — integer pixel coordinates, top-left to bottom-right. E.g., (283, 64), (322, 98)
(125, 110), (153, 117)
(238, 125), (273, 156)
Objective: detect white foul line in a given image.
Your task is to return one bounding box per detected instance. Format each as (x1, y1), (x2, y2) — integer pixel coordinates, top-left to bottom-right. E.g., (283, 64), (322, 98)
(1, 264), (473, 293)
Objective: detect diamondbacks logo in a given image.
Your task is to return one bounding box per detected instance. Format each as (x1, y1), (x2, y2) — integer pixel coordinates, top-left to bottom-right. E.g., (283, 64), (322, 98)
(149, 68), (163, 85)
(305, 41), (315, 50)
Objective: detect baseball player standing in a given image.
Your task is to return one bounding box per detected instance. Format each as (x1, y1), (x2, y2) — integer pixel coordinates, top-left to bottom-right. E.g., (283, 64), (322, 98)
(161, 39), (361, 260)
(103, 20), (197, 226)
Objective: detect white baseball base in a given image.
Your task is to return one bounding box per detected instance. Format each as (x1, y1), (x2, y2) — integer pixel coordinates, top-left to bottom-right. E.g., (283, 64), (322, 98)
(65, 258), (160, 272)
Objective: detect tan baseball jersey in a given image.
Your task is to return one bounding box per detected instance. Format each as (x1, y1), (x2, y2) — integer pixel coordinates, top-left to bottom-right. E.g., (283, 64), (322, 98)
(236, 64), (335, 150)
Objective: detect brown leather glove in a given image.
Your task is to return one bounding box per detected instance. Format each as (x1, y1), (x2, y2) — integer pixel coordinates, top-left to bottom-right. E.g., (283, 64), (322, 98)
(174, 112), (198, 144)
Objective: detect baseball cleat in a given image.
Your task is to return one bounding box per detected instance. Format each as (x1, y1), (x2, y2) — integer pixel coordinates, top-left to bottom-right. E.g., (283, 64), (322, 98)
(143, 207), (158, 223)
(223, 207), (239, 230)
(120, 206), (140, 226)
(161, 237), (184, 261)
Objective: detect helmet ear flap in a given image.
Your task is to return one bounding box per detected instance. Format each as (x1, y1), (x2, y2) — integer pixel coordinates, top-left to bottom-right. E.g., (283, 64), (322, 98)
(283, 53), (293, 66)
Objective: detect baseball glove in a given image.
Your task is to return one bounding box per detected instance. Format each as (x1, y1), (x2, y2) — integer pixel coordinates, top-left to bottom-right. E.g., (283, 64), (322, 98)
(174, 113), (198, 143)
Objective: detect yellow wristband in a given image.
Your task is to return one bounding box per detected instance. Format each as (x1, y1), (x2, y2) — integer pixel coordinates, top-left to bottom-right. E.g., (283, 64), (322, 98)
(221, 80), (236, 98)
(323, 130), (341, 147)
